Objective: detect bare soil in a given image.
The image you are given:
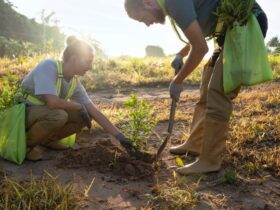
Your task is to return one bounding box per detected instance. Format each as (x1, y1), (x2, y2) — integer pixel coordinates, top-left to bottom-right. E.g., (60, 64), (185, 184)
(0, 83), (279, 210)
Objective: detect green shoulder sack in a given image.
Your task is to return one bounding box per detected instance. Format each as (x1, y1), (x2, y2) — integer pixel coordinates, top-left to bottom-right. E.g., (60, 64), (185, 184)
(0, 104), (26, 164)
(223, 14), (273, 93)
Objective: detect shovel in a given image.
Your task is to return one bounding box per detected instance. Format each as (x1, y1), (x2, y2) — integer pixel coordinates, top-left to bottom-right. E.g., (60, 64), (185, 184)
(155, 98), (176, 160)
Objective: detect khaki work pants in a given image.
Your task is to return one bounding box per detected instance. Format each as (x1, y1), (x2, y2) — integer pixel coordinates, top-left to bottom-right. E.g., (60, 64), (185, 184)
(196, 48), (240, 122)
(185, 48), (240, 154)
(25, 106), (86, 147)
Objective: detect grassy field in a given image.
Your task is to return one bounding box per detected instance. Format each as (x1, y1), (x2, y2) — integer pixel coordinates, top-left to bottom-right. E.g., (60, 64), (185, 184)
(0, 54), (279, 91)
(0, 54), (280, 209)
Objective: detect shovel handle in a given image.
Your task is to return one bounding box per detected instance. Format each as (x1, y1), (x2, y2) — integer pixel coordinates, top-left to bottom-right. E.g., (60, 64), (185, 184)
(167, 99), (176, 133)
(156, 98), (177, 160)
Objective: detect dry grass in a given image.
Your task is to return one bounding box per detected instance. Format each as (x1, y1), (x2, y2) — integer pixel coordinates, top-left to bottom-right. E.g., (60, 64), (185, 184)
(225, 87), (280, 177)
(80, 56), (204, 90)
(0, 172), (90, 210)
(146, 172), (200, 210)
(0, 54), (279, 92)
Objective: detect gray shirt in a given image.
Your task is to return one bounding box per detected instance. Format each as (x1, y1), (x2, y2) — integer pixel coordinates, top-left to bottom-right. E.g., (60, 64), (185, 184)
(165, 0), (219, 37)
(21, 59), (92, 105)
(165, 0), (264, 37)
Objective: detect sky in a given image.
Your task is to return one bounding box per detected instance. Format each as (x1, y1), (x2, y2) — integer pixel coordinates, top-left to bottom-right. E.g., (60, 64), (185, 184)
(8, 0), (280, 57)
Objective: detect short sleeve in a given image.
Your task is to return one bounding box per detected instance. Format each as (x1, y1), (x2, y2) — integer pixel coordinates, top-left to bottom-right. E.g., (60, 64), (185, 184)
(33, 59), (58, 96)
(71, 80), (92, 105)
(165, 0), (197, 32)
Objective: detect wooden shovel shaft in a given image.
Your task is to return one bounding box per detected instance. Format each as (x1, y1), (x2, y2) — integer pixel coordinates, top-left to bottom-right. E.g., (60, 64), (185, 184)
(156, 98), (177, 159)
(168, 99), (177, 133)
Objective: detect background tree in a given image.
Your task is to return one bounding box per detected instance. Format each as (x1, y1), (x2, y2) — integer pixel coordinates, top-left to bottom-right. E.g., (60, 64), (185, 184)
(267, 36), (279, 48)
(145, 45), (165, 57)
(267, 36), (280, 54)
(0, 0), (65, 55)
(275, 45), (280, 55)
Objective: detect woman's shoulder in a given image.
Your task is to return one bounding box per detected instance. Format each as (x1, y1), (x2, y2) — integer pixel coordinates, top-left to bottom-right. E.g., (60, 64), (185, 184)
(33, 58), (58, 75)
(38, 58), (57, 67)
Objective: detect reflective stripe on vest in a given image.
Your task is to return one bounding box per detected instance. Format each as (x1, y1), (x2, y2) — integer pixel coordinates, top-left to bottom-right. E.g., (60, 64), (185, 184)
(156, 0), (224, 44)
(25, 60), (77, 105)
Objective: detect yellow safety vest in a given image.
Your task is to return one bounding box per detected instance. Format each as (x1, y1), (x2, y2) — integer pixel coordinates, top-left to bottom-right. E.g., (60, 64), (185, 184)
(23, 60), (78, 105)
(21, 60), (78, 147)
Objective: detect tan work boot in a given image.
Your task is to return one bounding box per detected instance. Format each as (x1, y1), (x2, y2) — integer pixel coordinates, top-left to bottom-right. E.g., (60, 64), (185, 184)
(42, 141), (70, 150)
(176, 118), (228, 175)
(170, 105), (205, 155)
(26, 147), (43, 161)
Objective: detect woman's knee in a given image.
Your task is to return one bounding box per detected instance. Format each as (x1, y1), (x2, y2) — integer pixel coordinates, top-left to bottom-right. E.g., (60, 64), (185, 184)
(49, 109), (68, 126)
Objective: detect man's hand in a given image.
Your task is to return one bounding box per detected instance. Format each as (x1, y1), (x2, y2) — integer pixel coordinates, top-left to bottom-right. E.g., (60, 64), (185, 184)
(171, 54), (183, 74)
(169, 80), (183, 102)
(115, 133), (134, 154)
(80, 105), (92, 129)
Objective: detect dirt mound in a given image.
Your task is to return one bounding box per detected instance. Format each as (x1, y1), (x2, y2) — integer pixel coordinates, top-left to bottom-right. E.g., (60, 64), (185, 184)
(56, 139), (155, 179)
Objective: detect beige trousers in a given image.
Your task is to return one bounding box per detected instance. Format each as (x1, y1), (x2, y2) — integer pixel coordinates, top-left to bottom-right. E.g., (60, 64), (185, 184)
(196, 48), (240, 122)
(25, 106), (86, 147)
(185, 48), (240, 153)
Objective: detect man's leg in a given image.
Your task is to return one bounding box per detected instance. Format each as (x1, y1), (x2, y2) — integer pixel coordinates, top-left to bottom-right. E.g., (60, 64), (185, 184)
(177, 51), (240, 175)
(170, 49), (220, 155)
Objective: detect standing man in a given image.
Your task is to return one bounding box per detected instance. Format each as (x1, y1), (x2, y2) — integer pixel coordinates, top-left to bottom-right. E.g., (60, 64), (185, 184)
(124, 0), (267, 175)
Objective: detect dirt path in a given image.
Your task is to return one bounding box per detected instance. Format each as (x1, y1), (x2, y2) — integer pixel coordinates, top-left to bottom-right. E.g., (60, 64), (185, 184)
(90, 85), (199, 103)
(1, 84), (279, 209)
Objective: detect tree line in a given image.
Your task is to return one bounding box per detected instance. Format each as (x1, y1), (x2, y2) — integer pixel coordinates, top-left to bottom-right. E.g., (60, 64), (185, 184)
(267, 36), (280, 55)
(0, 0), (64, 57)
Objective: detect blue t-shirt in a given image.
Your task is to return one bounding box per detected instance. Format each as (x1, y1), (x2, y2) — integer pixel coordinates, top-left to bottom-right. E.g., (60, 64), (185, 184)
(21, 59), (92, 105)
(165, 0), (265, 37)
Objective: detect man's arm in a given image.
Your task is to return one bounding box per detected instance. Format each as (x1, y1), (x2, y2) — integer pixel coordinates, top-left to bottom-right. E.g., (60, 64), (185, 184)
(171, 44), (191, 74)
(177, 44), (191, 58)
(173, 20), (208, 84)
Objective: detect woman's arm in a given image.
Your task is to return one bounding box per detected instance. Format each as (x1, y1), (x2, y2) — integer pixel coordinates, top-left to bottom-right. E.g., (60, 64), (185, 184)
(42, 95), (82, 111)
(85, 102), (120, 136)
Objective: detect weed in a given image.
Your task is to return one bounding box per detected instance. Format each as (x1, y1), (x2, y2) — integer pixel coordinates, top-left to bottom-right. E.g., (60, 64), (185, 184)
(224, 168), (238, 185)
(243, 161), (258, 175)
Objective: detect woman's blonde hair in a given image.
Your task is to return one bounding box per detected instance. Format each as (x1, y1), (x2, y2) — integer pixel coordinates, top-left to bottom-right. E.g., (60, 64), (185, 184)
(61, 36), (94, 62)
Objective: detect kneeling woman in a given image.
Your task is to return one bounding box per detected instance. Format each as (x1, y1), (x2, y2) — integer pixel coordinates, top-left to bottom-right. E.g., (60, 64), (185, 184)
(20, 36), (131, 160)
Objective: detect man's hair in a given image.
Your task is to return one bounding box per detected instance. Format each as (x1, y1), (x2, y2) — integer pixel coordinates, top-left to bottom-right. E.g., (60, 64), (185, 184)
(125, 0), (145, 17)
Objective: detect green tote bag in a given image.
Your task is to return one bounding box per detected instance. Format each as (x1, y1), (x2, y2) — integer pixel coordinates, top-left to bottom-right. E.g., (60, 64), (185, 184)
(0, 104), (26, 164)
(223, 14), (273, 93)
